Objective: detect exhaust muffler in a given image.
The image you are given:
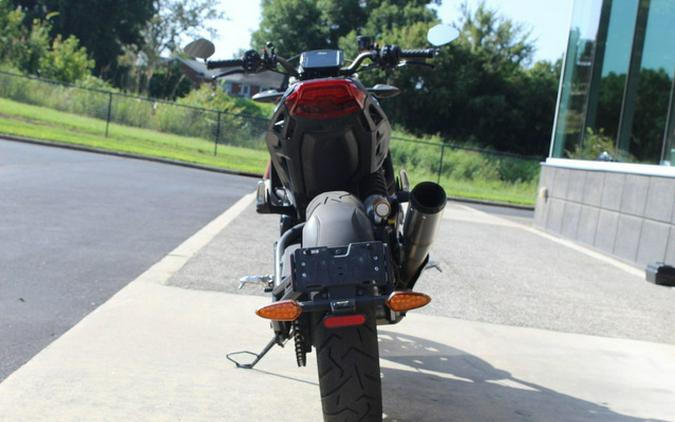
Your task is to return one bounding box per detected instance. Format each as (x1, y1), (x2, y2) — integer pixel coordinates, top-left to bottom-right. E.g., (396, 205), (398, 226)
(400, 182), (446, 288)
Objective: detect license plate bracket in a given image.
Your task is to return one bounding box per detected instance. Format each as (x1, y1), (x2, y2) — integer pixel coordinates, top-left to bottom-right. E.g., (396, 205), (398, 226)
(291, 241), (389, 293)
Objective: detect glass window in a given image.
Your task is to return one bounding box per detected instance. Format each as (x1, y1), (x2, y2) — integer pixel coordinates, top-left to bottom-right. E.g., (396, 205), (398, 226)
(588, 0), (639, 142)
(551, 0), (604, 158)
(622, 0), (675, 164)
(551, 0), (675, 165)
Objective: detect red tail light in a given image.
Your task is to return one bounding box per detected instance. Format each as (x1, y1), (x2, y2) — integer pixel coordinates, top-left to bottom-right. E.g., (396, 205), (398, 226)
(285, 79), (366, 120)
(323, 314), (367, 329)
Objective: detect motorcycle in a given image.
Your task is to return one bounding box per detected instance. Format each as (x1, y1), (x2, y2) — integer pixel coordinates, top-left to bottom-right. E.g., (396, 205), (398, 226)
(184, 23), (458, 422)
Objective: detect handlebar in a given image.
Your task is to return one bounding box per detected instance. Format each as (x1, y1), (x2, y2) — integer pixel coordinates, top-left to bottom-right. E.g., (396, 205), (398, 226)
(400, 48), (437, 59)
(206, 44), (438, 78)
(343, 51), (377, 74)
(207, 59), (244, 69)
(206, 49), (299, 78)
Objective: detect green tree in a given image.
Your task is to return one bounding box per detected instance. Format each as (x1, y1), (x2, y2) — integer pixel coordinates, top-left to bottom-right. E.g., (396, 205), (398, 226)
(12, 0), (155, 75)
(456, 1), (533, 71)
(252, 0), (439, 55)
(361, 0), (437, 36)
(318, 0), (367, 46)
(252, 0), (328, 55)
(39, 34), (95, 82)
(147, 61), (193, 99)
(0, 2), (50, 74)
(371, 1), (558, 156)
(119, 0), (223, 95)
(0, 1), (27, 65)
(0, 1), (95, 82)
(250, 0), (558, 156)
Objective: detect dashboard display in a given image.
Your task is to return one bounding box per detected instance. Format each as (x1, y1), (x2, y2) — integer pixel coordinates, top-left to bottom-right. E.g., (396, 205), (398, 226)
(300, 50), (344, 69)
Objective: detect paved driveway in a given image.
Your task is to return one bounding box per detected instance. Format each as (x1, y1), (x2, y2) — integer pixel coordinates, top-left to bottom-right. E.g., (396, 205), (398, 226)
(1, 195), (673, 421)
(0, 140), (256, 380)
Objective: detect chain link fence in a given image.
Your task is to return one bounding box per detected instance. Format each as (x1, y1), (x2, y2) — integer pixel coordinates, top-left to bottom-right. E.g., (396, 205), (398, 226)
(0, 70), (269, 153)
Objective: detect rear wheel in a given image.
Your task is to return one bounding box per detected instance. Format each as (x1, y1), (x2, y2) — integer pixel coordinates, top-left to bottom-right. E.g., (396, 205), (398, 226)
(313, 310), (382, 422)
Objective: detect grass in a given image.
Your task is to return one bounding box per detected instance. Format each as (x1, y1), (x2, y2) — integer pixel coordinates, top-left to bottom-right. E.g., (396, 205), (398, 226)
(0, 98), (267, 174)
(404, 168), (537, 206)
(0, 97), (537, 206)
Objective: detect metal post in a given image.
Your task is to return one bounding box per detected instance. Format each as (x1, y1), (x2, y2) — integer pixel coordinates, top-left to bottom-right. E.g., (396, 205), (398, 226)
(214, 111), (221, 156)
(437, 143), (446, 185)
(104, 92), (113, 138)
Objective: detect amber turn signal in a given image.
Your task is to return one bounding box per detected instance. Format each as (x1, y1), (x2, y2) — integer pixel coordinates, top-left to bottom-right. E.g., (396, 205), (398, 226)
(386, 291), (431, 312)
(255, 300), (302, 321)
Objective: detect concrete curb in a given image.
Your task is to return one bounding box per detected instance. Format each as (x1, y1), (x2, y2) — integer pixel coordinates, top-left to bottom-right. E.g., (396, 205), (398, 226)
(447, 195), (534, 211)
(137, 191), (256, 286)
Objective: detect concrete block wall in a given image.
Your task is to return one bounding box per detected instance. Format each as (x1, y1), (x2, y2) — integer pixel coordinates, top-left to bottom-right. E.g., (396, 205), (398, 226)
(535, 165), (675, 267)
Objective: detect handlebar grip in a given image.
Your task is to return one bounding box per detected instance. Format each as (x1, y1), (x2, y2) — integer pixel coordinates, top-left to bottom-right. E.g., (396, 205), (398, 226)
(206, 59), (244, 69)
(399, 49), (436, 59)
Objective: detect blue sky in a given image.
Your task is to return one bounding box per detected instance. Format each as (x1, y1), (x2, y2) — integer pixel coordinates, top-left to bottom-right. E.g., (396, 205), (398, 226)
(209, 0), (573, 63)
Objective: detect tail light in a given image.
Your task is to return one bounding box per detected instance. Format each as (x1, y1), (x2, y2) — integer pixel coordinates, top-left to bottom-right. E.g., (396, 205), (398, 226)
(285, 79), (366, 120)
(323, 314), (367, 329)
(386, 291), (431, 312)
(256, 300), (302, 321)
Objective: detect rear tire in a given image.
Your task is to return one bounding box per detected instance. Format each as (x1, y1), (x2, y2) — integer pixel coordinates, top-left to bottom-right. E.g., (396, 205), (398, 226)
(313, 310), (382, 422)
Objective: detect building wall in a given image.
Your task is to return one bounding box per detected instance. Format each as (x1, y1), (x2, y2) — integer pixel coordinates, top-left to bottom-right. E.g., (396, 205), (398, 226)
(535, 164), (675, 267)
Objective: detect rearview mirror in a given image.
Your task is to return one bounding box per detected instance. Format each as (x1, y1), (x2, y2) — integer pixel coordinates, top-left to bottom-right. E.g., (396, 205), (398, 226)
(427, 24), (459, 47)
(252, 89), (283, 103)
(367, 84), (400, 99)
(183, 38), (215, 60)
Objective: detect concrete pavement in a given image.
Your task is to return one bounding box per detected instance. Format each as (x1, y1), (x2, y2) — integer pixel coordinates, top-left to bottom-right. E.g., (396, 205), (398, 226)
(169, 198), (675, 344)
(1, 281), (673, 421)
(0, 139), (257, 380)
(1, 191), (674, 421)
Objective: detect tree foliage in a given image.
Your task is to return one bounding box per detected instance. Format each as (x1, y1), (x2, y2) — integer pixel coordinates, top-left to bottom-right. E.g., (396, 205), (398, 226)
(12, 0), (155, 75)
(0, 1), (49, 74)
(119, 0), (223, 95)
(0, 0), (93, 82)
(39, 34), (94, 82)
(252, 0), (328, 54)
(252, 0), (559, 156)
(147, 61), (193, 99)
(252, 0), (439, 55)
(3, 0), (225, 94)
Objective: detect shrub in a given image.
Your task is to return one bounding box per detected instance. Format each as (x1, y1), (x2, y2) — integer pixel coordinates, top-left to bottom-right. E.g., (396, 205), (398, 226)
(39, 35), (94, 83)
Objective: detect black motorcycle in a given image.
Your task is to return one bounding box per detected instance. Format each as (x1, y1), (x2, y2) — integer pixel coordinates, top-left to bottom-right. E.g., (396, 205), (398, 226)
(185, 23), (458, 422)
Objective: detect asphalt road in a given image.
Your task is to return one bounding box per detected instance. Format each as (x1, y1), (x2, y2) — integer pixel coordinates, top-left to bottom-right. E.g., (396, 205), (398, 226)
(0, 140), (256, 380)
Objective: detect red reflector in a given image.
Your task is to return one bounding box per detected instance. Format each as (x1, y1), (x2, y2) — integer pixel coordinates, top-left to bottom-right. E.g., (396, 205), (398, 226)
(323, 314), (367, 329)
(285, 79), (366, 120)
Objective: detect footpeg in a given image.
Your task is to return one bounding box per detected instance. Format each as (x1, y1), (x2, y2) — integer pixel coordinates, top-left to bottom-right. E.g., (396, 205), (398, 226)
(239, 274), (273, 290)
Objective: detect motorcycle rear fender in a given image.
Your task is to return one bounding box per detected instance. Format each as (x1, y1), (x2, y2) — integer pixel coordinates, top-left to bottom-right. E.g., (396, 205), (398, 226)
(302, 191), (374, 248)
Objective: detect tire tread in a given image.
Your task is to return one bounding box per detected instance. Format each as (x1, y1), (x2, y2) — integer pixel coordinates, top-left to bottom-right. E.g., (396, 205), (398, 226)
(313, 312), (382, 422)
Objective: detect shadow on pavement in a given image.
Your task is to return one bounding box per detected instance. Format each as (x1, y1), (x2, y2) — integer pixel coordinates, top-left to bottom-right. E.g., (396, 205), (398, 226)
(378, 331), (665, 422)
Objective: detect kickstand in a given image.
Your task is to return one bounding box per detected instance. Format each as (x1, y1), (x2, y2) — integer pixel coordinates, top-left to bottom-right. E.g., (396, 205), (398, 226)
(226, 336), (281, 369)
